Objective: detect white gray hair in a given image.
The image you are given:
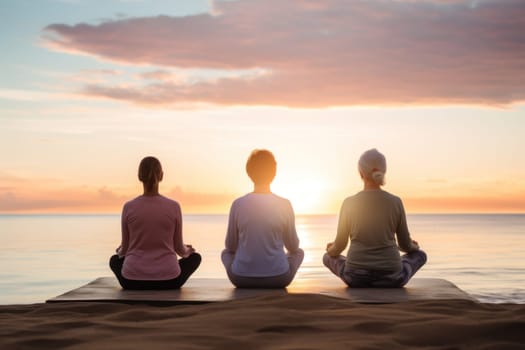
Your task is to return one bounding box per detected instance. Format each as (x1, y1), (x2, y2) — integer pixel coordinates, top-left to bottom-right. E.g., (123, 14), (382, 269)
(358, 148), (387, 186)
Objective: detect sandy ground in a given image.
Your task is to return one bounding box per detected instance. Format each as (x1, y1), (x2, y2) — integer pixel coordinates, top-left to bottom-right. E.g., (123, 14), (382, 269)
(1, 294), (524, 350)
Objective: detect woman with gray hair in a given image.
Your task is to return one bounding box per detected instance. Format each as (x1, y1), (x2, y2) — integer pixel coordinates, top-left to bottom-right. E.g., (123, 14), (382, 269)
(323, 149), (427, 287)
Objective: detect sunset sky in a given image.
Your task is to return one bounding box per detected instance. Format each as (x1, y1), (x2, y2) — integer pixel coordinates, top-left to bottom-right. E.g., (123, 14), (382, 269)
(1, 0), (524, 214)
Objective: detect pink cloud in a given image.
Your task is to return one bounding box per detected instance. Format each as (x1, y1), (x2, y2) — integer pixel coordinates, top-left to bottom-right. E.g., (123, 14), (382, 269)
(0, 190), (97, 212)
(404, 194), (525, 213)
(0, 186), (234, 213)
(43, 0), (525, 107)
(0, 187), (127, 213)
(167, 186), (235, 212)
(139, 70), (175, 81)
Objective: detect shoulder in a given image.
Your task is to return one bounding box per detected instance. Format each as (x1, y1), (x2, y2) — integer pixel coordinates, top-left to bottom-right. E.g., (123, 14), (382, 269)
(270, 193), (295, 211)
(123, 195), (142, 210)
(342, 192), (362, 206)
(378, 191), (406, 214)
(231, 193), (250, 206)
(229, 194), (250, 214)
(272, 193), (291, 204)
(380, 190), (403, 204)
(159, 195), (181, 209)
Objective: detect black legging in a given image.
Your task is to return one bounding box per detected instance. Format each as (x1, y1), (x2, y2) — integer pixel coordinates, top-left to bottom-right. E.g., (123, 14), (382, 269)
(109, 253), (201, 290)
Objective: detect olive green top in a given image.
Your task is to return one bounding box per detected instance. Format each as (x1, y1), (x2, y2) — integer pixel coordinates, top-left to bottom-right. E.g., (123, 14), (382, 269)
(334, 190), (418, 272)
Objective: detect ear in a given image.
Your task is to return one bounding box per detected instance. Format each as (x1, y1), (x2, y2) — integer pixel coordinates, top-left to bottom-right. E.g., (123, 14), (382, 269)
(159, 171), (164, 182)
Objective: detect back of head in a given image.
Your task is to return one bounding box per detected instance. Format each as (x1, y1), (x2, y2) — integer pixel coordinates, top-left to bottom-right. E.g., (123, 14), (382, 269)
(246, 149), (277, 185)
(358, 148), (387, 186)
(138, 156), (163, 189)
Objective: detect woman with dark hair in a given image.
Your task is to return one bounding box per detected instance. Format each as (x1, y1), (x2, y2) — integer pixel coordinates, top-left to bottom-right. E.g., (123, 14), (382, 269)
(221, 149), (304, 288)
(323, 149), (426, 288)
(109, 156), (201, 290)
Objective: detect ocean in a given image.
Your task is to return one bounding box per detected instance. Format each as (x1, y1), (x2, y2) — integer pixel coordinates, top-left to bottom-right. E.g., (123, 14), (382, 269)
(1, 214), (524, 304)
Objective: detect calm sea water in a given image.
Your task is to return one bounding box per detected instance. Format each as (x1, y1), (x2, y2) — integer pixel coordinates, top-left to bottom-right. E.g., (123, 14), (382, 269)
(1, 214), (524, 304)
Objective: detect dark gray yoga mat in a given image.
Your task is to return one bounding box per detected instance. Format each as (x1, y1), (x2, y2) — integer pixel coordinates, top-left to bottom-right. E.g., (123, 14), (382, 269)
(47, 277), (475, 304)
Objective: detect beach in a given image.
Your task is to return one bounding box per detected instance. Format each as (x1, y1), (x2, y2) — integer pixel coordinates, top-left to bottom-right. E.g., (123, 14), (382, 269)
(1, 295), (524, 350)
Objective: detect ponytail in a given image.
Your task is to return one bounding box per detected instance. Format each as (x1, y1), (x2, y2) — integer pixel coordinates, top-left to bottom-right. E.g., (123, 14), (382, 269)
(371, 169), (385, 186)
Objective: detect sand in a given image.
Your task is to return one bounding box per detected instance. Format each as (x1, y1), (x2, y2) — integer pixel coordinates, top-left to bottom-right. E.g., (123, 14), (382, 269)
(1, 295), (524, 350)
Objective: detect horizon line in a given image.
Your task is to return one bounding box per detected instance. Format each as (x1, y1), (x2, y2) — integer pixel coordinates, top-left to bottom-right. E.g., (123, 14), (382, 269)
(1, 211), (524, 216)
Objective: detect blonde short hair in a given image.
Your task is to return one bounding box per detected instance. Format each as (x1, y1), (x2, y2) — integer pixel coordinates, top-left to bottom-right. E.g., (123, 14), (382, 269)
(246, 149), (276, 184)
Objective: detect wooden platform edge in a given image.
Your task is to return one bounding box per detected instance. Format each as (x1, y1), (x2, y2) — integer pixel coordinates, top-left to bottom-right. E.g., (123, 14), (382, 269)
(46, 277), (476, 305)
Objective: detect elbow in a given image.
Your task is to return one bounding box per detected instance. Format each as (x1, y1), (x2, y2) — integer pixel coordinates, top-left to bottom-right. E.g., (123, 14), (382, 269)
(400, 244), (417, 253)
(286, 241), (300, 254)
(332, 240), (347, 255)
(398, 244), (410, 252)
(175, 244), (189, 257)
(327, 244), (343, 257)
(287, 247), (299, 255)
(225, 243), (237, 253)
(327, 250), (340, 258)
(117, 244), (127, 257)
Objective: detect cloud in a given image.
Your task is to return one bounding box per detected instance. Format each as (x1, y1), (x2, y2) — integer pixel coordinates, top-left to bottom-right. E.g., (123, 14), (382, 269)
(0, 88), (81, 102)
(404, 194), (525, 213)
(1, 173), (523, 213)
(0, 187), (126, 213)
(38, 0), (525, 107)
(167, 186), (235, 212)
(0, 172), (234, 213)
(0, 185), (234, 213)
(139, 69), (175, 81)
(0, 191), (89, 212)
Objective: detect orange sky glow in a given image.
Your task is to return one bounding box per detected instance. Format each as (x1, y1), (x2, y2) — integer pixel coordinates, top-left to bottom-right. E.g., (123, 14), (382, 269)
(1, 0), (525, 214)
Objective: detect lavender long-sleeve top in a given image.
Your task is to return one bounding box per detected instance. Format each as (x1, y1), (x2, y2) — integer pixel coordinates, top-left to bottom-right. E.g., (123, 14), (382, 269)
(225, 193), (300, 277)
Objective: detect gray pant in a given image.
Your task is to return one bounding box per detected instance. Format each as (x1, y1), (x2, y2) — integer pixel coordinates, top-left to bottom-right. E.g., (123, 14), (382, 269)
(222, 249), (304, 288)
(323, 250), (427, 288)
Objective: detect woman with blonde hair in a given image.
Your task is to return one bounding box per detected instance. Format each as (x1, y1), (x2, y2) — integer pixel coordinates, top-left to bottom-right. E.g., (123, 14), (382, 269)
(222, 149), (304, 288)
(324, 149), (426, 287)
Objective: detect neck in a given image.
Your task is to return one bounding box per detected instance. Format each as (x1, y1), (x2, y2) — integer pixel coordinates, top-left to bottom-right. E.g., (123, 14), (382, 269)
(363, 180), (381, 191)
(143, 184), (160, 196)
(253, 183), (271, 193)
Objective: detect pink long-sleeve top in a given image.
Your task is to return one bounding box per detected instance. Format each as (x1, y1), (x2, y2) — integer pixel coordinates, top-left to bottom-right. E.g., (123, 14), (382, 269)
(118, 195), (191, 280)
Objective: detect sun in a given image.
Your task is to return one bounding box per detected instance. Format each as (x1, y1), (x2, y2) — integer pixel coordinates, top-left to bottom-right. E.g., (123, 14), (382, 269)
(272, 177), (326, 214)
